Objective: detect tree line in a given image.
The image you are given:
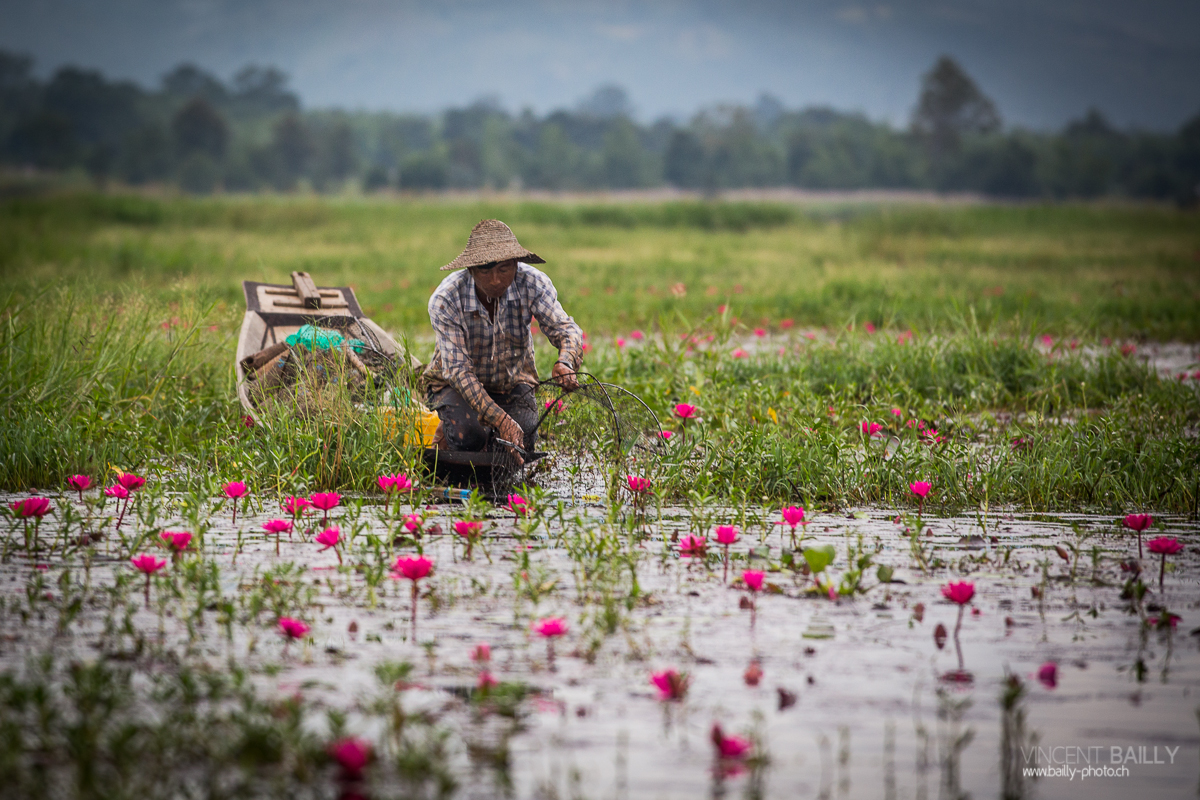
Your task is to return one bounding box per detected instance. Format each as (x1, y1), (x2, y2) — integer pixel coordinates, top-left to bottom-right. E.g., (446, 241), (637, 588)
(1, 51), (1197, 203)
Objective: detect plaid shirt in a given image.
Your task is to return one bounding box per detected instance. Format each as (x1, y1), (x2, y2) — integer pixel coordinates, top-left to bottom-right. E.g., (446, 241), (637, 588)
(424, 263), (583, 428)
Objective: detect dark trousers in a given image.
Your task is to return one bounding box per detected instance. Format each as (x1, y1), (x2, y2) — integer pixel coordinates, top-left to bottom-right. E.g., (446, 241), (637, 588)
(428, 384), (539, 453)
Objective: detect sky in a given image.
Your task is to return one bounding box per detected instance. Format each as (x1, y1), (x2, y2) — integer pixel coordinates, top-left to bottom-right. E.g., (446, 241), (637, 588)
(3, 0), (1199, 130)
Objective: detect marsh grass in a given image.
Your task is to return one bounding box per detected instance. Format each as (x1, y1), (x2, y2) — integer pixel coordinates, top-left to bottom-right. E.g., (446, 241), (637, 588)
(1, 192), (1198, 510)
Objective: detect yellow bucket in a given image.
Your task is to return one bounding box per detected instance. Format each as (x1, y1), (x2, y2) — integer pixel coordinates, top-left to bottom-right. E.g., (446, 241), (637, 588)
(377, 404), (441, 448)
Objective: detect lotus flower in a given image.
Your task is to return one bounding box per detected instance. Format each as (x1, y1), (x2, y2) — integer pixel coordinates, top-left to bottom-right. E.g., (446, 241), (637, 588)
(67, 474), (92, 501)
(711, 723), (752, 759)
(630, 329), (644, 340)
(117, 473), (146, 492)
(1123, 513), (1153, 558)
(779, 507), (804, 529)
(732, 348), (748, 359)
(862, 421), (883, 438)
(402, 514), (424, 534)
(328, 737), (371, 777)
(679, 534), (707, 558)
(279, 616), (310, 640)
(626, 475), (651, 494)
(477, 671), (498, 691)
(658, 430), (674, 441)
(1147, 536), (1183, 592)
(616, 337), (626, 348)
(471, 642), (491, 662)
(651, 669), (690, 701)
(674, 403), (697, 420)
(909, 481), (932, 498)
(545, 398), (564, 414)
(1037, 661), (1058, 689)
(392, 555), (433, 640)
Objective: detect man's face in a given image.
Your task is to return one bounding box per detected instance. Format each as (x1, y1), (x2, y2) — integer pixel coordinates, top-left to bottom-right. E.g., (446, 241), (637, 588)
(470, 259), (518, 300)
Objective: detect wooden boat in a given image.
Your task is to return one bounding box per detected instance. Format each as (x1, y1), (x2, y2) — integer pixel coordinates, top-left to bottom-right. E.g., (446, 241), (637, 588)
(236, 271), (421, 416)
(236, 271), (542, 490)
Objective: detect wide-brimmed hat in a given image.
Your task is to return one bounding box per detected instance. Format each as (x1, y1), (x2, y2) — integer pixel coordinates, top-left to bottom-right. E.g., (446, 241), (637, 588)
(440, 219), (545, 271)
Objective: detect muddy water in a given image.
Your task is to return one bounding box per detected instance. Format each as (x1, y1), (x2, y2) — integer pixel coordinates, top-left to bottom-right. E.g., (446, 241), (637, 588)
(1, 493), (1197, 799)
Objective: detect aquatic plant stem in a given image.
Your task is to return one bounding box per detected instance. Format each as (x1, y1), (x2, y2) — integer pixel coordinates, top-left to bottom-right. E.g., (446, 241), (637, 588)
(411, 581), (419, 642)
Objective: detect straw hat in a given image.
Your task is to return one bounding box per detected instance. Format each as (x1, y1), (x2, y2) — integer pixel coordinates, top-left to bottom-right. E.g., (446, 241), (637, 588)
(440, 219), (545, 271)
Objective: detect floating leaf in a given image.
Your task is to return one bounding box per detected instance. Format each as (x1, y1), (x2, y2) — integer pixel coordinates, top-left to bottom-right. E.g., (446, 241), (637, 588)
(934, 623), (947, 650)
(802, 544), (836, 574)
(876, 564), (894, 583)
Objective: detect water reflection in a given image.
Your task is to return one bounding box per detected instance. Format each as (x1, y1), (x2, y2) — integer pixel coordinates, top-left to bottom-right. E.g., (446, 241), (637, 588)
(998, 673), (1036, 800)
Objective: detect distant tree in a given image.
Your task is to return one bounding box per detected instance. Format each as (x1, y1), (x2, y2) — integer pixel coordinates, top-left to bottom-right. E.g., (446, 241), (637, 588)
(399, 150), (448, 190)
(663, 130), (705, 188)
(0, 51), (39, 143)
(172, 97), (229, 159)
(577, 85), (633, 120)
(233, 66), (299, 115)
(911, 56), (1001, 160)
(601, 118), (649, 188)
(753, 93), (784, 131)
(363, 165), (390, 192)
(313, 121), (356, 189)
(269, 113), (312, 189)
(42, 67), (142, 151)
(1177, 110), (1200, 206)
(161, 64), (227, 103)
(7, 112), (75, 169)
(119, 124), (172, 185)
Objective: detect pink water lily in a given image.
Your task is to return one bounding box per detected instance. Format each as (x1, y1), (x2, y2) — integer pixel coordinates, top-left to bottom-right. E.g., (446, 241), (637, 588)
(403, 514), (424, 534)
(674, 403), (697, 420)
(651, 669), (690, 701)
(658, 430), (674, 441)
(471, 642), (491, 663)
(131, 553), (166, 607)
(732, 347), (748, 359)
(779, 507), (805, 528)
(282, 496), (311, 519)
(316, 526), (342, 565)
(534, 617), (568, 638)
(477, 671), (498, 692)
(279, 616), (310, 641)
(714, 525), (738, 582)
(104, 484), (131, 528)
(506, 494), (530, 517)
(263, 518), (292, 556)
(711, 723), (752, 759)
(310, 492), (341, 525)
(159, 531), (192, 554)
(117, 473), (145, 492)
(545, 398), (564, 414)
(743, 570), (765, 593)
(328, 737), (371, 778)
(942, 581), (976, 677)
(862, 421), (883, 438)
(223, 481), (248, 524)
(1147, 536), (1183, 592)
(67, 474), (92, 501)
(1123, 513), (1153, 558)
(630, 329), (645, 341)
(392, 555), (433, 640)
(533, 616), (568, 669)
(1037, 661), (1058, 689)
(909, 480), (932, 517)
(9, 497), (50, 518)
(626, 475), (651, 494)
(378, 473), (413, 493)
(455, 520), (483, 559)
(942, 581), (975, 605)
(616, 336), (626, 348)
(680, 534), (707, 558)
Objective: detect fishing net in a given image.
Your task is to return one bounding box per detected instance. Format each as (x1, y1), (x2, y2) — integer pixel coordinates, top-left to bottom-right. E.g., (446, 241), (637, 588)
(488, 372), (665, 499)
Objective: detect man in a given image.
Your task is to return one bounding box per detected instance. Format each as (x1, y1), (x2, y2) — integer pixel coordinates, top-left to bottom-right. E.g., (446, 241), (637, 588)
(423, 219), (582, 464)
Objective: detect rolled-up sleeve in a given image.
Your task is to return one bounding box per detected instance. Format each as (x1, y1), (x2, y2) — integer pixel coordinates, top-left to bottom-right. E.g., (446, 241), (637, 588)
(530, 272), (583, 371)
(428, 292), (506, 428)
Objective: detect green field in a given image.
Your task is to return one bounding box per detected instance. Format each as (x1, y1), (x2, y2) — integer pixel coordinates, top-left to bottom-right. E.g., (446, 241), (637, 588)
(2, 191), (1199, 509)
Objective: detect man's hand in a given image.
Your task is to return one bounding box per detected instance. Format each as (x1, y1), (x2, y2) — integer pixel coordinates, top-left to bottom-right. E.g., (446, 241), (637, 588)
(552, 361), (579, 391)
(496, 414), (525, 466)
